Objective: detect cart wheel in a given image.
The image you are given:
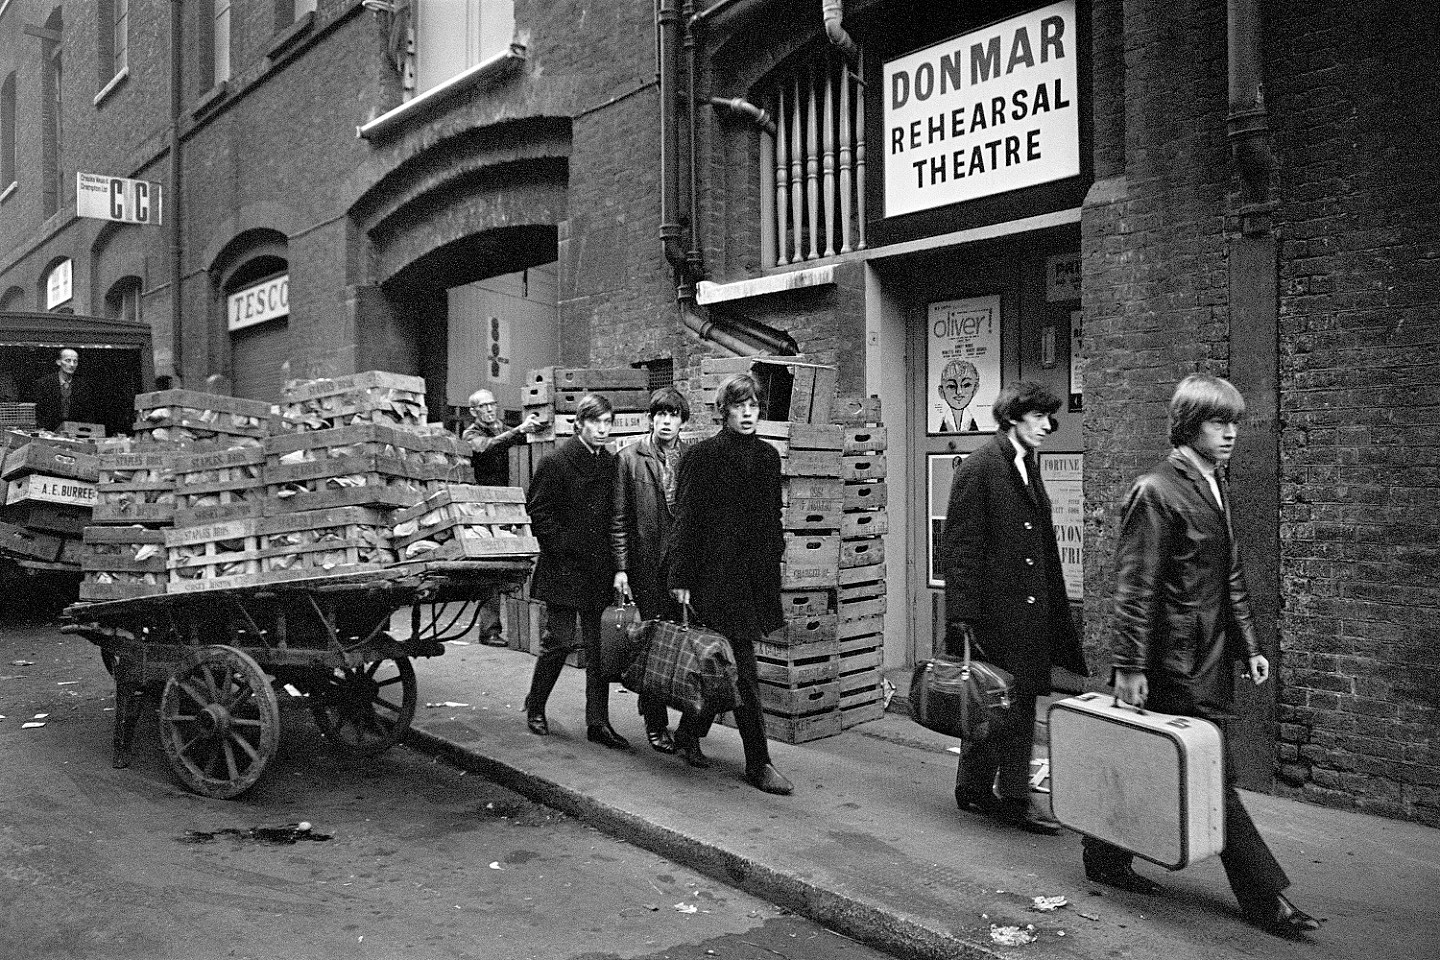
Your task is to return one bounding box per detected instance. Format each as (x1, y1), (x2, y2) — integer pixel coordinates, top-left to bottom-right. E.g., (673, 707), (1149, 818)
(158, 645), (280, 799)
(309, 657), (417, 756)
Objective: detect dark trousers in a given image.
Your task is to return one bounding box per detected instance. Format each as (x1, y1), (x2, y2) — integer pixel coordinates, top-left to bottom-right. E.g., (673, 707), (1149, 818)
(956, 685), (1039, 802)
(676, 628), (771, 772)
(1082, 702), (1289, 915)
(530, 605), (611, 727)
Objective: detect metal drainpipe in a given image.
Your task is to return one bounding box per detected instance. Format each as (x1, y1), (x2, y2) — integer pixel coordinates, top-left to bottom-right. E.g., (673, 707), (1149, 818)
(168, 0), (184, 384)
(683, 0), (703, 282)
(707, 97), (775, 136)
(822, 0), (859, 63)
(1227, 0), (1272, 235)
(658, 0), (687, 273)
(658, 0), (795, 356)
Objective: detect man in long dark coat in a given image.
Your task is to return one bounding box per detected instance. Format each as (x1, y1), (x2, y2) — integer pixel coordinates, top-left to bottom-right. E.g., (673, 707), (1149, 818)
(667, 373), (792, 795)
(1080, 374), (1319, 936)
(611, 386), (692, 753)
(523, 393), (630, 750)
(28, 348), (96, 431)
(941, 381), (1087, 834)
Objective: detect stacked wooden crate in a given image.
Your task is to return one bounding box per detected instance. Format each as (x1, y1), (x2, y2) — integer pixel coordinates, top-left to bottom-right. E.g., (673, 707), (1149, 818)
(390, 485), (538, 562)
(834, 396), (888, 728)
(759, 421), (844, 743)
(522, 366), (653, 449)
(158, 373), (435, 592)
(82, 439), (177, 599)
(132, 389), (271, 450)
(1, 433), (99, 567)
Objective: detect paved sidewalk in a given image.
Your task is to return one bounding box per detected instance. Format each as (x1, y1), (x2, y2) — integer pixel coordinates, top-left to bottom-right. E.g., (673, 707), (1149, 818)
(406, 641), (1440, 960)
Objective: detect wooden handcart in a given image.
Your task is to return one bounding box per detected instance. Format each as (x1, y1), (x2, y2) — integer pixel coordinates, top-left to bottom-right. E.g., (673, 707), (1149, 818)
(61, 559), (530, 799)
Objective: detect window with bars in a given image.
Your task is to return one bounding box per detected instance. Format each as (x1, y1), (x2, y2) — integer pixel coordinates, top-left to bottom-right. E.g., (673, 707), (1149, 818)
(759, 50), (867, 268)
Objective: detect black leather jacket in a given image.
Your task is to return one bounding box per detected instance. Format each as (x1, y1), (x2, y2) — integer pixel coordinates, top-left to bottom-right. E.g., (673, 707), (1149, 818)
(1111, 450), (1260, 712)
(610, 436), (687, 618)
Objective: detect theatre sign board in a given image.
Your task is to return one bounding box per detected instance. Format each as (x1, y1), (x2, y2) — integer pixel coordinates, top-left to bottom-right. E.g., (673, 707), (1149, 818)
(883, 0), (1080, 218)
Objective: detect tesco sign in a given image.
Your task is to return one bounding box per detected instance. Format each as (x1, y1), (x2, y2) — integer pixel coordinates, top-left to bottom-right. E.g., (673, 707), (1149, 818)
(228, 274), (289, 331)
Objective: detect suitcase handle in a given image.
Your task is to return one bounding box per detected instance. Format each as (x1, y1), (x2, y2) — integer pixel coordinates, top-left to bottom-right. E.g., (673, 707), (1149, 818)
(1109, 694), (1147, 716)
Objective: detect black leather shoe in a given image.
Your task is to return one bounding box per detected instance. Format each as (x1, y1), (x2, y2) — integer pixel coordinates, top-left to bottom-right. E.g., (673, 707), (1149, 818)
(995, 798), (1061, 835)
(955, 786), (1000, 815)
(674, 734), (711, 768)
(586, 724), (633, 751)
(647, 727), (677, 754)
(1083, 859), (1164, 896)
(524, 697), (549, 736)
(745, 763), (794, 795)
(480, 633), (508, 647)
(1249, 893), (1321, 936)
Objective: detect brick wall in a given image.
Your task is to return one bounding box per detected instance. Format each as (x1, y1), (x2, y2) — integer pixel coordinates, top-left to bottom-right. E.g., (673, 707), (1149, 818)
(1266, 0), (1440, 825)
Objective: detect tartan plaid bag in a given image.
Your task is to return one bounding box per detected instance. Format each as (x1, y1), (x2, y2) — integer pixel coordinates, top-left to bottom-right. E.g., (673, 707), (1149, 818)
(621, 607), (740, 716)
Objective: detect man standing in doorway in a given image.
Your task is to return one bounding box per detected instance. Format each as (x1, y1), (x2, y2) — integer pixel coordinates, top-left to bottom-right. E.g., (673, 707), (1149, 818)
(1080, 374), (1319, 936)
(29, 348), (94, 432)
(941, 381), (1087, 834)
(463, 388), (543, 645)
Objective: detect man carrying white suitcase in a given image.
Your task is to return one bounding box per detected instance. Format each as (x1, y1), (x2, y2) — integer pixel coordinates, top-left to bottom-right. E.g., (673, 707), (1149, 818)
(1083, 374), (1319, 936)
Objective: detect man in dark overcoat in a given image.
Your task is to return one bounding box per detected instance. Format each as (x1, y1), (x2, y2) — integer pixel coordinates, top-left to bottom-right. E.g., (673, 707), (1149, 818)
(523, 393), (630, 750)
(28, 348), (96, 432)
(667, 373), (792, 794)
(1080, 374), (1319, 936)
(611, 386), (692, 753)
(941, 381), (1087, 834)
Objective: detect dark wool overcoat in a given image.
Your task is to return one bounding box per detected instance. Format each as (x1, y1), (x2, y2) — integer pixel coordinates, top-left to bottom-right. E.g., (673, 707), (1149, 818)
(1110, 451), (1261, 715)
(611, 436), (689, 618)
(527, 437), (616, 610)
(665, 429), (785, 639)
(941, 433), (1088, 693)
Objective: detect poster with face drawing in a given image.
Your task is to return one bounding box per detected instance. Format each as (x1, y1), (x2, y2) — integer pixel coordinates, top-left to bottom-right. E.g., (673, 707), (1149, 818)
(928, 295), (1002, 434)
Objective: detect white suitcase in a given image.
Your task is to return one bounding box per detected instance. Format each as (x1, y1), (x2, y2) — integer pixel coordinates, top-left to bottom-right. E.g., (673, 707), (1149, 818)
(1048, 692), (1225, 869)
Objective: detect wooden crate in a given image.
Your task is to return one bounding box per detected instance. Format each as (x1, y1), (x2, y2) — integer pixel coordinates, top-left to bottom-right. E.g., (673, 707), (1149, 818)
(754, 421), (844, 451)
(80, 527), (167, 600)
(842, 454), (887, 483)
(2, 441), (100, 482)
(780, 535), (840, 589)
(755, 637), (840, 686)
(391, 485), (538, 561)
(165, 508), (394, 593)
(838, 594), (888, 623)
(767, 613), (839, 647)
(266, 470), (426, 515)
(842, 426), (888, 455)
(760, 679), (840, 716)
(266, 422), (433, 467)
(838, 614), (885, 642)
(839, 635), (884, 674)
(840, 694), (885, 729)
(782, 500), (842, 532)
(0, 519), (64, 562)
(842, 510), (888, 539)
(831, 396), (882, 426)
(762, 709), (842, 744)
(779, 588), (833, 619)
(133, 390), (271, 445)
(0, 501), (91, 536)
(277, 371), (427, 433)
(527, 366), (648, 390)
(5, 473), (98, 509)
(843, 480), (887, 512)
(777, 449), (843, 478)
(172, 447), (267, 524)
(93, 451), (176, 525)
(840, 537), (885, 569)
(783, 477), (843, 502)
(838, 634), (884, 728)
(839, 563), (887, 604)
(552, 388), (652, 414)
